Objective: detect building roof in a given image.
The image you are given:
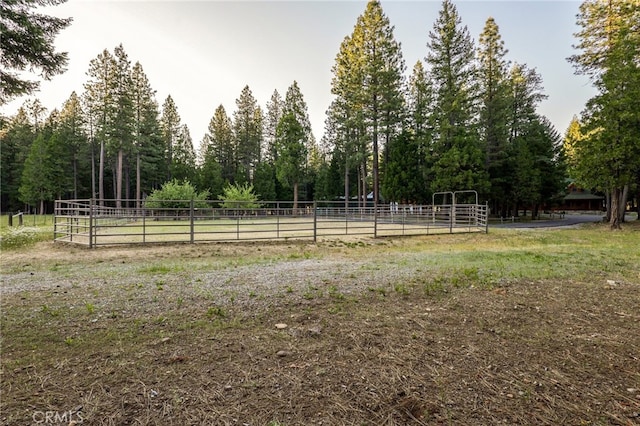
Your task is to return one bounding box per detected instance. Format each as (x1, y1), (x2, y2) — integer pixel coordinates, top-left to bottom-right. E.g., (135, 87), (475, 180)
(563, 192), (604, 201)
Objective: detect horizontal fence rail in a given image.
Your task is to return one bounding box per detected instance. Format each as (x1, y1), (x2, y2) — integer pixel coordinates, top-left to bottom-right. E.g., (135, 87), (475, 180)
(54, 199), (488, 247)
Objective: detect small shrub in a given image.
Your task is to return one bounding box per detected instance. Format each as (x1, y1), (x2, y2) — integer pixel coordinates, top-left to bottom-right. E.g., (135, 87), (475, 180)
(145, 179), (209, 209)
(219, 183), (261, 209)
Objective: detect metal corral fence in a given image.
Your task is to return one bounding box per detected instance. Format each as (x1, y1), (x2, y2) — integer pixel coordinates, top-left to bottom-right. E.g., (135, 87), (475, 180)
(54, 198), (488, 247)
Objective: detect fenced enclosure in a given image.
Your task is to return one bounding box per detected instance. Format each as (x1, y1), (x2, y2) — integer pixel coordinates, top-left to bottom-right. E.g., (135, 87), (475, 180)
(54, 198), (488, 247)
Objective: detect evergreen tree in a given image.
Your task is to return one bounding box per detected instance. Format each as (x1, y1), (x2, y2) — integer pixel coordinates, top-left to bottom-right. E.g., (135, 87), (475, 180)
(319, 101), (351, 200)
(130, 62), (164, 206)
(427, 0), (487, 195)
(83, 49), (117, 203)
(26, 98), (48, 132)
(160, 95), (182, 181)
(329, 0), (405, 206)
(233, 85), (263, 184)
(264, 89), (284, 163)
(111, 44), (135, 207)
(202, 105), (235, 183)
(0, 107), (34, 211)
(0, 0), (71, 103)
(284, 80), (316, 199)
(57, 91), (90, 199)
(275, 112), (307, 209)
(171, 124), (196, 183)
(568, 0), (640, 228)
(381, 130), (427, 203)
(508, 115), (564, 216)
(406, 61), (432, 141)
(261, 90), (284, 199)
(507, 63), (546, 144)
(19, 133), (51, 213)
(253, 162), (277, 201)
(329, 32), (366, 205)
(503, 63), (554, 216)
(46, 131), (74, 200)
(478, 17), (512, 211)
(405, 60), (434, 201)
(284, 81), (315, 155)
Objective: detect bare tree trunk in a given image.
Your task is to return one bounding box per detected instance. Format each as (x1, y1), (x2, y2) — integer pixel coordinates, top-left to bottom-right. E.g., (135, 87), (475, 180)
(116, 149), (123, 208)
(73, 156), (78, 199)
(136, 153), (141, 210)
(99, 140), (105, 206)
(357, 164), (363, 209)
(293, 181), (298, 213)
(125, 158), (130, 207)
(91, 143), (96, 199)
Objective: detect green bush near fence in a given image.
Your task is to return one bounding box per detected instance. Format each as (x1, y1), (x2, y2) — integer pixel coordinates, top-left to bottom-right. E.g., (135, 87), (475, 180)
(144, 180), (210, 209)
(219, 183), (261, 209)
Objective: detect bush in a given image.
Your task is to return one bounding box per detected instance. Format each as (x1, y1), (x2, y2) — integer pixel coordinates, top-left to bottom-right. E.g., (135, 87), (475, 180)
(145, 180), (209, 209)
(219, 183), (261, 209)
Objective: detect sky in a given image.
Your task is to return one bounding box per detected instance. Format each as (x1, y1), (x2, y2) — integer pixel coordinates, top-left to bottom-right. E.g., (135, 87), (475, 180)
(2, 0), (596, 151)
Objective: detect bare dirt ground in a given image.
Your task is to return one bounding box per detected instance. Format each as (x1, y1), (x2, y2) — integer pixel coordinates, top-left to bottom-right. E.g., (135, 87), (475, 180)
(1, 228), (639, 425)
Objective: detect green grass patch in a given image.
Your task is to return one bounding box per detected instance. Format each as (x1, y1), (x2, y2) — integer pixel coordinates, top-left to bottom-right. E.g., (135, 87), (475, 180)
(0, 226), (52, 250)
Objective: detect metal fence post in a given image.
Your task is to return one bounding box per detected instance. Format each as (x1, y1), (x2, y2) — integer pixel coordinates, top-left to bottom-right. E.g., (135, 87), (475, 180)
(143, 203), (146, 244)
(374, 201), (378, 238)
(89, 198), (94, 248)
(485, 202), (489, 234)
(313, 201), (317, 242)
(190, 199), (195, 244)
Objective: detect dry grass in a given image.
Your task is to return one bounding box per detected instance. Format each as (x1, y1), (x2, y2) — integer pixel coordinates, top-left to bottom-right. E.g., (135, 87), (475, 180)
(1, 223), (639, 425)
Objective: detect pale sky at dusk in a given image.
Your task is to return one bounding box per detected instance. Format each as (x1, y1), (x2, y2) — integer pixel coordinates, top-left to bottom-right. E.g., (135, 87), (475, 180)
(2, 0), (595, 150)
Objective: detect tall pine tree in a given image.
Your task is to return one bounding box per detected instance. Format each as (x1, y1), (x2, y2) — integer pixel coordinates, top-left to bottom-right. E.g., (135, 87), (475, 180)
(478, 17), (512, 212)
(83, 49), (117, 204)
(233, 85), (263, 184)
(426, 0), (488, 195)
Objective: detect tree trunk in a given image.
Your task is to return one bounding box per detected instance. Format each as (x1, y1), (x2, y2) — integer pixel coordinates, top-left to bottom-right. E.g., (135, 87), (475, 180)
(636, 172), (640, 220)
(91, 142), (96, 200)
(372, 96), (379, 208)
(125, 158), (130, 207)
(344, 145), (349, 213)
(116, 149), (123, 208)
(136, 153), (141, 210)
(98, 140), (105, 206)
(618, 184), (629, 224)
(609, 187), (622, 229)
(293, 181), (298, 213)
(73, 156), (78, 199)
